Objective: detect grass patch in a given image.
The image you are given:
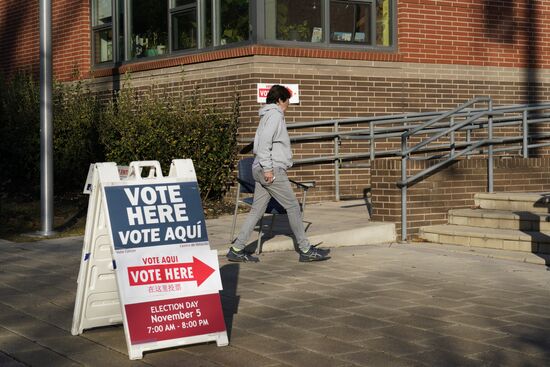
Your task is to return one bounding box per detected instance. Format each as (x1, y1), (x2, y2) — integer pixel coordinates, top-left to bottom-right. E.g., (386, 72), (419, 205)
(0, 192), (236, 242)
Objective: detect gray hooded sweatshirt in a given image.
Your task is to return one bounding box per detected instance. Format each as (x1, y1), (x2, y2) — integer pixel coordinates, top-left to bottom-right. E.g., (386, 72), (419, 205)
(253, 104), (293, 171)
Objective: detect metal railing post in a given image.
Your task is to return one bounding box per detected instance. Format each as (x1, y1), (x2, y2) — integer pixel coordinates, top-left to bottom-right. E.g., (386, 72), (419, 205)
(466, 111), (472, 159)
(334, 121), (340, 201)
(487, 100), (494, 193)
(401, 135), (408, 242)
(369, 120), (375, 161)
(522, 110), (529, 158)
(450, 116), (455, 157)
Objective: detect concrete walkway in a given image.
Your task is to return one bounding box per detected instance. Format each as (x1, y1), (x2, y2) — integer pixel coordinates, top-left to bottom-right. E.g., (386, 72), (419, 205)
(206, 199), (395, 255)
(1, 201), (550, 366)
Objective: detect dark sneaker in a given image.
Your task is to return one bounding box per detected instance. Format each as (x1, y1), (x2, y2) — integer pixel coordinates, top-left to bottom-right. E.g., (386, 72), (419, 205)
(312, 246), (330, 256)
(226, 247), (260, 263)
(299, 246), (331, 262)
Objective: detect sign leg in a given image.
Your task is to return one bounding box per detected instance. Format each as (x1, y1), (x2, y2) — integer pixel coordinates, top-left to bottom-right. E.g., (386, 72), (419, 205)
(216, 332), (229, 347)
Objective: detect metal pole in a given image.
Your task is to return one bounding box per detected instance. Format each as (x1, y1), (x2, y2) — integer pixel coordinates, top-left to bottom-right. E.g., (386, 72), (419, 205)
(40, 0), (54, 235)
(466, 111), (471, 159)
(369, 120), (375, 160)
(334, 121), (340, 201)
(487, 100), (494, 193)
(523, 110), (529, 158)
(450, 116), (455, 157)
(401, 135), (407, 242)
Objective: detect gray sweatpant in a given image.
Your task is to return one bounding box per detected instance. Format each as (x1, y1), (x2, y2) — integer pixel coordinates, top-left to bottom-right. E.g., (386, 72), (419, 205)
(233, 166), (311, 253)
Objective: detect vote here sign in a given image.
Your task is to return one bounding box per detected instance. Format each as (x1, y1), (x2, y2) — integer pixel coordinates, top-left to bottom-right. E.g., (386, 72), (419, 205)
(104, 182), (208, 249)
(102, 180), (226, 347)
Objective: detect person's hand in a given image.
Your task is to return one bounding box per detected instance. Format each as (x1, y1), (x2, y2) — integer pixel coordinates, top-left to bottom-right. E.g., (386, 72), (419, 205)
(264, 170), (274, 183)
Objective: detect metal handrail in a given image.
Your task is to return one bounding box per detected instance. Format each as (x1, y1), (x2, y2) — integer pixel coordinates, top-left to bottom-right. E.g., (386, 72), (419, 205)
(398, 97), (495, 241)
(238, 99), (550, 233)
(402, 97), (492, 139)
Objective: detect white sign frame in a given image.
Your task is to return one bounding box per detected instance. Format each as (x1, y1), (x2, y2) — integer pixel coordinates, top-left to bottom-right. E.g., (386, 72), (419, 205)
(72, 160), (228, 360)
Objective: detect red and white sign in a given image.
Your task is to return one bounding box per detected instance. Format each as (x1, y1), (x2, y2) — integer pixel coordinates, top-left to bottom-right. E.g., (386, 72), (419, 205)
(91, 160), (228, 359)
(125, 293), (226, 345)
(257, 83), (300, 104)
(113, 245), (222, 304)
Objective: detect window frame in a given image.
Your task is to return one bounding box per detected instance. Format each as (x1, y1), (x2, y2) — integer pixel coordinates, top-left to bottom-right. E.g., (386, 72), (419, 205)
(169, 0), (199, 52)
(90, 0), (396, 68)
(91, 0), (115, 64)
(257, 0), (396, 51)
(329, 0), (376, 46)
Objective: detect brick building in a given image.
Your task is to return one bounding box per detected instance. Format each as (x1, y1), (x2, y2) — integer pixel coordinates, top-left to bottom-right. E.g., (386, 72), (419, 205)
(2, 0), (550, 236)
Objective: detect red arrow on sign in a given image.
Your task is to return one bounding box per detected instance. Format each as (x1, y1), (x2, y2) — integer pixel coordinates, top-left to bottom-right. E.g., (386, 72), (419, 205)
(127, 257), (215, 287)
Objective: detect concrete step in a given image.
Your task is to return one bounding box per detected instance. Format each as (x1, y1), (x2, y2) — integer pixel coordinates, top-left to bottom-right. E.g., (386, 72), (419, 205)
(474, 192), (550, 214)
(448, 208), (550, 231)
(418, 224), (550, 254)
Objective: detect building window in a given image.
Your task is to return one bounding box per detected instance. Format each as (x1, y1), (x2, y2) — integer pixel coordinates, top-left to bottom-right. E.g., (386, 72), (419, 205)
(330, 1), (372, 44)
(265, 0), (323, 42)
(264, 0), (394, 48)
(92, 0), (113, 63)
(219, 0), (250, 45)
(376, 0), (391, 46)
(130, 0), (168, 58)
(91, 0), (394, 66)
(170, 1), (198, 51)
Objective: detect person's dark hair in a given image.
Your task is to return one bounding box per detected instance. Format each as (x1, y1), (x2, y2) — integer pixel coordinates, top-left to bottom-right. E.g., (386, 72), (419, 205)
(265, 85), (291, 104)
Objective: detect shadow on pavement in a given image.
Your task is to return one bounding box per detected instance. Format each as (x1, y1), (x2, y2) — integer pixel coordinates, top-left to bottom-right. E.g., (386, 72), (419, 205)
(219, 263), (240, 340)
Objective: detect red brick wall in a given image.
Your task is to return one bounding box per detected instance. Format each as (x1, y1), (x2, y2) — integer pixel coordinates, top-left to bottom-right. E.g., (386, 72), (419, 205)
(2, 1), (550, 80)
(0, 1), (39, 76)
(399, 0), (549, 68)
(0, 0), (90, 81)
(89, 61), (549, 203)
(371, 157), (550, 238)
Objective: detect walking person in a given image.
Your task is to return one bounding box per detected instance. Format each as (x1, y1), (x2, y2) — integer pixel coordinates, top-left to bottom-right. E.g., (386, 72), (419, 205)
(227, 85), (331, 263)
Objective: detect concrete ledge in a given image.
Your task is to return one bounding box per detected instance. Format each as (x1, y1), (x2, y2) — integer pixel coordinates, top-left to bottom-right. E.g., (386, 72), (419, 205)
(449, 208), (550, 231)
(474, 192), (550, 213)
(419, 224), (550, 254)
(214, 221), (396, 255)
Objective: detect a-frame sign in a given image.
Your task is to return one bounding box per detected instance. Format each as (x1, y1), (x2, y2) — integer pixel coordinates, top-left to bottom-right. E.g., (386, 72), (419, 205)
(72, 160), (228, 359)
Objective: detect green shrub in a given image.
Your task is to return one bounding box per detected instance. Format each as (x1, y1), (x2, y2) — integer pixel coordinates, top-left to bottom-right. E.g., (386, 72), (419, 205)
(0, 72), (239, 201)
(0, 72), (40, 194)
(0, 73), (103, 195)
(53, 80), (103, 191)
(99, 80), (240, 200)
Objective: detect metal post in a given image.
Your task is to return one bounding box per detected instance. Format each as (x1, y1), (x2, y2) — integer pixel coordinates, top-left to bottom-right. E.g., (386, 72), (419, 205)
(213, 0), (221, 46)
(39, 0), (54, 236)
(369, 120), (375, 161)
(487, 100), (494, 193)
(334, 121), (340, 201)
(450, 116), (455, 157)
(523, 110), (529, 158)
(401, 135), (407, 242)
(466, 111), (472, 159)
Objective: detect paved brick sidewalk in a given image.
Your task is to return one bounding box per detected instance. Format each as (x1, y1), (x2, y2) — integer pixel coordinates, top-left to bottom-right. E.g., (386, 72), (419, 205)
(1, 238), (549, 366)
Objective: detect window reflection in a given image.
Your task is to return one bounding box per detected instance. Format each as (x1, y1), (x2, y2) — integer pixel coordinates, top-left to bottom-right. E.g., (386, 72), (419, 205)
(266, 0), (322, 42)
(91, 0), (394, 66)
(93, 0), (112, 63)
(94, 28), (113, 63)
(330, 1), (371, 44)
(130, 0), (168, 58)
(376, 0), (390, 46)
(171, 1), (197, 51)
(172, 10), (197, 50)
(94, 0), (112, 25)
(220, 0), (249, 45)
